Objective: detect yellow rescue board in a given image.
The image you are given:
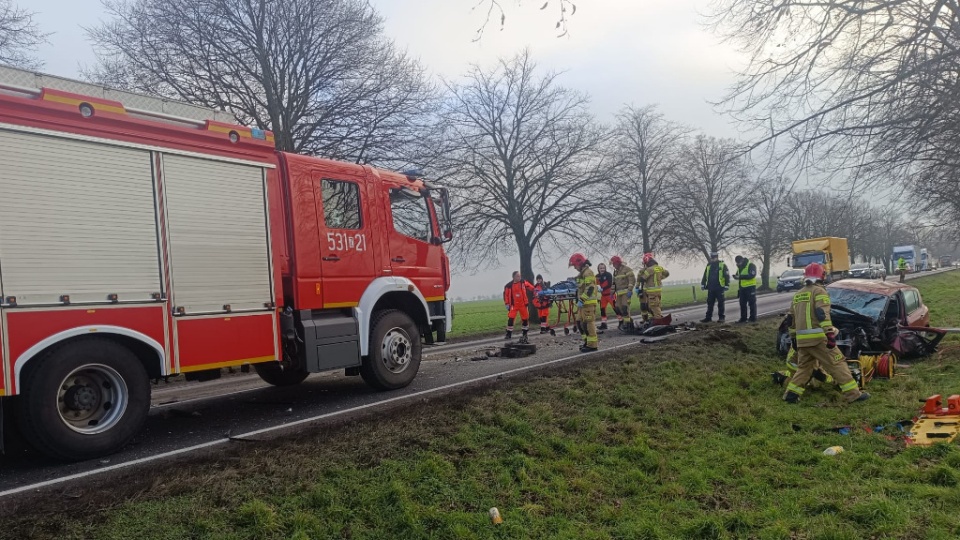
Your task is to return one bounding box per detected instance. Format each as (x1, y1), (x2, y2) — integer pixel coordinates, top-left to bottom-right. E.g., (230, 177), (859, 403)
(907, 416), (960, 445)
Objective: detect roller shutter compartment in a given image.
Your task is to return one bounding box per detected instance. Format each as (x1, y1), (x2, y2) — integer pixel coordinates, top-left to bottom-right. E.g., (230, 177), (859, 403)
(0, 130), (161, 305)
(162, 155), (272, 315)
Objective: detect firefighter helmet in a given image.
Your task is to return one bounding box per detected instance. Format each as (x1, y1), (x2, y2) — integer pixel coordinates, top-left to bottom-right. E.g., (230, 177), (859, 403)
(569, 253), (587, 268)
(804, 263), (826, 282)
(610, 255), (623, 266)
(642, 252), (654, 265)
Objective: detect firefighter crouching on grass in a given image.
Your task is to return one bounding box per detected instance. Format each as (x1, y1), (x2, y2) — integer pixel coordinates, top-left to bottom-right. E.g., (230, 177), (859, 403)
(533, 274), (552, 334)
(503, 271), (534, 342)
(570, 253), (600, 353)
(637, 253), (669, 320)
(611, 256), (636, 331)
(773, 313), (834, 388)
(782, 263), (869, 404)
(596, 263), (615, 331)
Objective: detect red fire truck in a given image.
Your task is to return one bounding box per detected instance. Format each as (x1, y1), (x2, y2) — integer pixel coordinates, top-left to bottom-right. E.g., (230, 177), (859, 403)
(0, 66), (453, 460)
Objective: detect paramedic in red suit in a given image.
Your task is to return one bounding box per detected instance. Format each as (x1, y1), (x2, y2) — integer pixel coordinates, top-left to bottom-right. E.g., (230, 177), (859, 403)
(596, 263), (614, 331)
(504, 271), (534, 340)
(533, 274), (552, 334)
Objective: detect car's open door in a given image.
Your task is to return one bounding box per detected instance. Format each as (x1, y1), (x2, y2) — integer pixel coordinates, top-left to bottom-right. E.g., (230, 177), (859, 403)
(891, 326), (947, 358)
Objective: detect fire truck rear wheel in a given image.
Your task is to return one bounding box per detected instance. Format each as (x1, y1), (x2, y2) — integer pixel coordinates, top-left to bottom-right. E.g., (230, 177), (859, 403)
(253, 362), (310, 386)
(16, 338), (151, 461)
(362, 309), (422, 390)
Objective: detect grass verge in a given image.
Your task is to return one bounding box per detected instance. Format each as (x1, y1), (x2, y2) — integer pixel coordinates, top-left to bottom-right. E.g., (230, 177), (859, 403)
(6, 273), (960, 539)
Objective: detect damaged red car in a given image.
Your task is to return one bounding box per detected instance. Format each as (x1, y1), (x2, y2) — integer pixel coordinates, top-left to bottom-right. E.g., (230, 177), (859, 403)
(777, 279), (946, 359)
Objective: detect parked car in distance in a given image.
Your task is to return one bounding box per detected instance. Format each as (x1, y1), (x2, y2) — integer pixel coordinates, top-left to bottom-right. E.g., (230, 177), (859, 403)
(849, 262), (879, 279)
(777, 279), (943, 359)
(776, 269), (805, 293)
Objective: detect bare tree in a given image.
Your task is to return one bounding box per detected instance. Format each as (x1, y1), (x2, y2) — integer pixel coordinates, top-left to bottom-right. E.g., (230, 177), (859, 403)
(669, 135), (751, 261)
(709, 0), (960, 195)
(439, 50), (610, 284)
(743, 175), (793, 289)
(602, 105), (687, 256)
(472, 0), (577, 40)
(86, 0), (437, 165)
(0, 0), (48, 69)
(783, 189), (875, 264)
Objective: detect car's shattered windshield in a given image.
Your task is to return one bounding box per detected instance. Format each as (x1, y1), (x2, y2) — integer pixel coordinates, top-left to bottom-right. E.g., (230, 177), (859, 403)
(827, 288), (887, 320)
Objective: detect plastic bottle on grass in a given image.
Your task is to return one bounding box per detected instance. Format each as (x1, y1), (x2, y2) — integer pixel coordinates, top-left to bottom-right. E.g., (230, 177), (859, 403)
(823, 446), (844, 456)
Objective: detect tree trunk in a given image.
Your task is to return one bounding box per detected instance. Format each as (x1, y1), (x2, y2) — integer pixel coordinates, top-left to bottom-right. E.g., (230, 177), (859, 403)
(518, 242), (539, 325)
(759, 247), (772, 290)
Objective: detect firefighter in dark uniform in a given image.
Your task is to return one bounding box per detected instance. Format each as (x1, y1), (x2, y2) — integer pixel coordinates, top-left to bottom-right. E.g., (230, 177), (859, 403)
(734, 255), (758, 323)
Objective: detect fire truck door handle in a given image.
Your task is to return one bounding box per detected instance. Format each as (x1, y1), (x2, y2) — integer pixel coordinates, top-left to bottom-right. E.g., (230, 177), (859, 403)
(392, 257), (406, 263)
(323, 255), (340, 262)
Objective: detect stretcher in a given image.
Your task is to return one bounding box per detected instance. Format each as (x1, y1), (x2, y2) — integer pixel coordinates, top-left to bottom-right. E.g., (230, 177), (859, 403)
(536, 280), (580, 335)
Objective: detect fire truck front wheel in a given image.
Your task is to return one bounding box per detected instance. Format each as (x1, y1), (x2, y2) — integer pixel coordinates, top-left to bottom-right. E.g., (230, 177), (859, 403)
(362, 309), (422, 390)
(16, 337), (151, 461)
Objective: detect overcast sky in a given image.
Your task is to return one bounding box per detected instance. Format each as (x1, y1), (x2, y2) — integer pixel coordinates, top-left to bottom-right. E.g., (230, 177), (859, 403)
(26, 0), (776, 298)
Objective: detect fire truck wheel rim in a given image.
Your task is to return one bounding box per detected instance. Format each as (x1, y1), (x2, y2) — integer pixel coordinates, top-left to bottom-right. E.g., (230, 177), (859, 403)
(56, 363), (130, 435)
(381, 327), (413, 374)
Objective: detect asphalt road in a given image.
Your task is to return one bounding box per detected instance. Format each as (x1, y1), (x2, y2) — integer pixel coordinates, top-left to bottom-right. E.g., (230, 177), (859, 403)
(0, 270), (949, 497)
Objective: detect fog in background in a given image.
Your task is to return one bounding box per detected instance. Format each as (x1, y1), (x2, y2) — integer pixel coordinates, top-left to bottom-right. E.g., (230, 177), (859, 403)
(28, 0), (792, 299)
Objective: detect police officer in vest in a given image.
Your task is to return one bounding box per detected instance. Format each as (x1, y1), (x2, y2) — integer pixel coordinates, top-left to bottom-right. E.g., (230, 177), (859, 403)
(733, 255), (758, 323)
(700, 251), (730, 323)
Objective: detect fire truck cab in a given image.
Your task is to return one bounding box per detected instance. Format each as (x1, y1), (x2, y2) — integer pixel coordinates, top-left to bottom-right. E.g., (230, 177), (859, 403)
(0, 66), (452, 460)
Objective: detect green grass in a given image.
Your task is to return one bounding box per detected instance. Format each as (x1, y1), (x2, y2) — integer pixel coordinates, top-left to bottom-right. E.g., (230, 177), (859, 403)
(450, 284), (741, 339)
(7, 272), (960, 540)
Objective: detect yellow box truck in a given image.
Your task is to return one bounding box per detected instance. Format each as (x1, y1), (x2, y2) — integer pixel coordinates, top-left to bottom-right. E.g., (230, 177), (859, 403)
(788, 237), (851, 281)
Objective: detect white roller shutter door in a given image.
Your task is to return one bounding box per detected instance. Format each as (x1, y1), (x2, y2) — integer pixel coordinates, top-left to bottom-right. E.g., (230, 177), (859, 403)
(0, 129), (161, 305)
(162, 155), (272, 314)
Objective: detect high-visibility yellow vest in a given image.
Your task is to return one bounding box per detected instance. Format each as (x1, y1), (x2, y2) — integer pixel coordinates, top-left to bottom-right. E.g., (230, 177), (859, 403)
(738, 262), (757, 288)
(702, 261), (728, 288)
